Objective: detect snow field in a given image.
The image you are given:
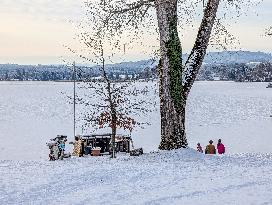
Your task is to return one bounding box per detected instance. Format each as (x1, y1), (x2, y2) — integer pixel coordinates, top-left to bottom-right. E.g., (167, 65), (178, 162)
(0, 81), (272, 204)
(1, 81), (272, 160)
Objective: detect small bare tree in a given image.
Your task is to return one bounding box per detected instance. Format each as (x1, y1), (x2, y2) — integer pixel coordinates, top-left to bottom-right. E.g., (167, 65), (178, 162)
(70, 28), (157, 158)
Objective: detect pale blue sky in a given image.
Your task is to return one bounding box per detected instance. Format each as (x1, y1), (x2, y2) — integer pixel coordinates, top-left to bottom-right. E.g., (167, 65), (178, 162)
(0, 0), (271, 65)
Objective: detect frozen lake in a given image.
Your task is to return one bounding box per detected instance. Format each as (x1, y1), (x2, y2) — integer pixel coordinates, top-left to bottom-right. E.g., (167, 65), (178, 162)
(0, 81), (271, 160)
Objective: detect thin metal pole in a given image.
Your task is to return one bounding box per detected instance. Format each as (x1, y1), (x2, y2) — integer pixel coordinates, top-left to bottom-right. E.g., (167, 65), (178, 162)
(73, 61), (76, 138)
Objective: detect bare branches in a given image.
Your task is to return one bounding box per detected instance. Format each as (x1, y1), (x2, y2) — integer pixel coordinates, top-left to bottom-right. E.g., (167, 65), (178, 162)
(84, 0), (157, 51)
(109, 0), (155, 14)
(79, 81), (157, 133)
(209, 18), (240, 50)
(70, 13), (157, 136)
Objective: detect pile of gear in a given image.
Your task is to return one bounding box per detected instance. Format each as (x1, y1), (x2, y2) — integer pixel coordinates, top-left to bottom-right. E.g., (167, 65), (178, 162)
(46, 134), (144, 160)
(46, 135), (71, 161)
(130, 148), (144, 156)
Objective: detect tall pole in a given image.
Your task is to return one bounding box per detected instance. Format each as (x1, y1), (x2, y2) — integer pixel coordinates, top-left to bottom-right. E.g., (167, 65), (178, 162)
(73, 61), (76, 138)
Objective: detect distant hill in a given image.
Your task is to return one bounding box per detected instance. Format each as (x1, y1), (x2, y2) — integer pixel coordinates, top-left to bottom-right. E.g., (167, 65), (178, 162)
(184, 51), (272, 65)
(90, 59), (155, 74)
(104, 51), (272, 70)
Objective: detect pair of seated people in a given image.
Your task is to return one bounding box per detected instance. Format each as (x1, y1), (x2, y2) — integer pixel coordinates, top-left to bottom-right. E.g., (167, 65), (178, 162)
(197, 139), (225, 154)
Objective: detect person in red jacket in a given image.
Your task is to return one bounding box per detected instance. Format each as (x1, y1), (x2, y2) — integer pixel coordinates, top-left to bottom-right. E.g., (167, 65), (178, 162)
(217, 139), (225, 154)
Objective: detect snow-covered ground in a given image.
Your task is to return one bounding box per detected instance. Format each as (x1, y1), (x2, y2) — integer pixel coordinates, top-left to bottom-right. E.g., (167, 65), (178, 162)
(1, 149), (272, 204)
(0, 81), (272, 204)
(187, 81), (272, 154)
(0, 81), (271, 160)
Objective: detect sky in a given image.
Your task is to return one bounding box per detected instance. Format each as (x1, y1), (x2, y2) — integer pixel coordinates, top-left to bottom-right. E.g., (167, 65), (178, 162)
(0, 0), (271, 65)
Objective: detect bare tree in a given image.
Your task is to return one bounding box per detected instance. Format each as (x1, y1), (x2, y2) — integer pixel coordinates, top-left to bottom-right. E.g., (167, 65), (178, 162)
(70, 30), (156, 158)
(83, 0), (258, 150)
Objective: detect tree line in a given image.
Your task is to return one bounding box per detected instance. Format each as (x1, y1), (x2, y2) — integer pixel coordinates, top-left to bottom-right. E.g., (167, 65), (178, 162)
(0, 64), (156, 81)
(2, 61), (271, 83)
(198, 62), (272, 82)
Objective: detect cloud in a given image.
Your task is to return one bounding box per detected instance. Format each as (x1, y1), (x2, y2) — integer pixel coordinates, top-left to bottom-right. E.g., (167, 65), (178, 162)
(0, 0), (271, 65)
(0, 0), (85, 22)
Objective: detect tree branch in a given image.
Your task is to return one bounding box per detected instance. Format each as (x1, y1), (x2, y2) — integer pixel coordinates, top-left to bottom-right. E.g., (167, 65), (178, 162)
(182, 0), (220, 98)
(110, 0), (155, 14)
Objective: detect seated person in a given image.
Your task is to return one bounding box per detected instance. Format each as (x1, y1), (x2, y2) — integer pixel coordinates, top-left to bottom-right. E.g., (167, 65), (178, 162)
(205, 140), (216, 154)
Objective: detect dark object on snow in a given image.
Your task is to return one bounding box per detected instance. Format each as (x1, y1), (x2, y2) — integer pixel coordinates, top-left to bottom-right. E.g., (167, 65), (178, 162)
(197, 143), (203, 153)
(80, 140), (84, 157)
(80, 134), (131, 155)
(62, 153), (71, 159)
(266, 83), (272, 88)
(130, 148), (143, 156)
(46, 135), (69, 161)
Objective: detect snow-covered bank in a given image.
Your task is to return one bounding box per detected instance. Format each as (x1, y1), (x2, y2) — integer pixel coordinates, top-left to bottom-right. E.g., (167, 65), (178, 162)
(0, 149), (272, 205)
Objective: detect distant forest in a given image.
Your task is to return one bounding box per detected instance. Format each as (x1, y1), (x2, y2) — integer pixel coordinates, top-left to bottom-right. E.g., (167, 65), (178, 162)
(198, 62), (272, 82)
(1, 51), (272, 82)
(0, 63), (156, 82)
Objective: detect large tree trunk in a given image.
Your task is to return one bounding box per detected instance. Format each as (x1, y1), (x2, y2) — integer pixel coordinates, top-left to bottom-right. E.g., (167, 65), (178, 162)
(155, 0), (220, 150)
(155, 0), (188, 150)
